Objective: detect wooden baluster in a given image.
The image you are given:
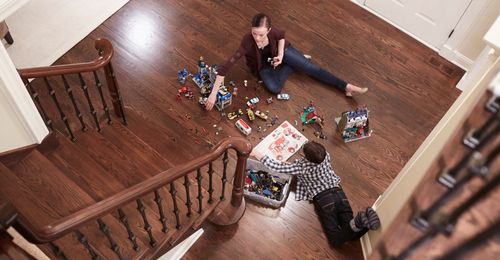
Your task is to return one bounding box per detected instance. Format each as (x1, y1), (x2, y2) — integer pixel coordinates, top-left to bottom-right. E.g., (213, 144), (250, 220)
(49, 242), (68, 260)
(154, 190), (168, 233)
(207, 162), (214, 204)
(75, 230), (100, 260)
(103, 62), (127, 125)
(136, 199), (156, 247)
(97, 219), (123, 260)
(463, 109), (500, 149)
(220, 151), (229, 201)
(78, 73), (101, 132)
(61, 75), (87, 131)
(439, 123), (500, 188)
(43, 77), (75, 141)
(169, 183), (181, 229)
(92, 71), (112, 124)
(184, 175), (193, 217)
(196, 168), (203, 213)
(24, 79), (53, 129)
(117, 208), (139, 251)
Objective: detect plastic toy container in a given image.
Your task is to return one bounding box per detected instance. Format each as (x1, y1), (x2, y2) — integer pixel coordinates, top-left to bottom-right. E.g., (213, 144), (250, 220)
(244, 159), (292, 208)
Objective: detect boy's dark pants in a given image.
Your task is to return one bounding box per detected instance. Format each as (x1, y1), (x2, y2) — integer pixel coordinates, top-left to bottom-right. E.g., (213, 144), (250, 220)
(313, 187), (368, 247)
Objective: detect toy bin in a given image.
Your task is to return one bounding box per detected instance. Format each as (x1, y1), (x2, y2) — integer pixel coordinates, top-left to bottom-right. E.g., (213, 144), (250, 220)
(244, 159), (292, 208)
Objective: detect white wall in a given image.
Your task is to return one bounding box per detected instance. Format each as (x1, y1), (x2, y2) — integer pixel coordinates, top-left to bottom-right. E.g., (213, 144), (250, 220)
(455, 1), (500, 60)
(0, 43), (48, 153)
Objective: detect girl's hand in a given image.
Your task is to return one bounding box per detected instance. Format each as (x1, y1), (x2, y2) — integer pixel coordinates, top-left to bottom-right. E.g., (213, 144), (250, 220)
(272, 55), (282, 68)
(205, 92), (217, 110)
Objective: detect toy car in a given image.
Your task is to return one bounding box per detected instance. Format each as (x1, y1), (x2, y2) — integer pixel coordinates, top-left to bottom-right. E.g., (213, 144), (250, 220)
(255, 110), (268, 121)
(277, 93), (290, 100)
(249, 97), (260, 104)
(235, 119), (252, 135)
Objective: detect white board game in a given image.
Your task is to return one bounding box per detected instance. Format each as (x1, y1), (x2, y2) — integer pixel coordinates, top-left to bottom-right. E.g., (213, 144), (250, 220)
(253, 121), (308, 162)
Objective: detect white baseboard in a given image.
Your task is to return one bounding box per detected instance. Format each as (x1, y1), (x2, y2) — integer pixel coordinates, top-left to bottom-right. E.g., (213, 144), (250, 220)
(439, 45), (474, 71)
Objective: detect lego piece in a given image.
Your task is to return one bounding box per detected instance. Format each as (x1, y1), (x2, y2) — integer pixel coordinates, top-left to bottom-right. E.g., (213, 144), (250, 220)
(247, 109), (255, 121)
(244, 80), (248, 87)
(277, 93), (290, 100)
(255, 110), (268, 121)
(215, 86), (232, 111)
(301, 102), (323, 125)
(247, 97), (260, 108)
(177, 68), (190, 85)
(266, 97), (273, 104)
(235, 118), (252, 135)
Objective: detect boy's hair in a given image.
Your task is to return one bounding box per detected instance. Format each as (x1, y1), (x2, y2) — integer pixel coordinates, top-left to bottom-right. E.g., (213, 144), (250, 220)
(303, 141), (326, 164)
(251, 13), (271, 28)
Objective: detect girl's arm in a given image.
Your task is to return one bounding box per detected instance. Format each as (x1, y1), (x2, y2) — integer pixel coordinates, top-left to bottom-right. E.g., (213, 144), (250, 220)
(272, 38), (285, 67)
(205, 75), (224, 110)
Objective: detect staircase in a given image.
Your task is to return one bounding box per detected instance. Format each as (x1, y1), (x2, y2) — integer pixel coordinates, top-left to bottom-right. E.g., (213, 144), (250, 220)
(0, 39), (251, 259)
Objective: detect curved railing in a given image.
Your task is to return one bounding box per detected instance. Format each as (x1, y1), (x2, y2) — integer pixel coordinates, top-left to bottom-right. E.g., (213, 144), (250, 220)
(2, 137), (251, 259)
(18, 38), (127, 141)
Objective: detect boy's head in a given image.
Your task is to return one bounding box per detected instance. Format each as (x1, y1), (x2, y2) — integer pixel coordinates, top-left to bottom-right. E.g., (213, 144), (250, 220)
(303, 141), (326, 164)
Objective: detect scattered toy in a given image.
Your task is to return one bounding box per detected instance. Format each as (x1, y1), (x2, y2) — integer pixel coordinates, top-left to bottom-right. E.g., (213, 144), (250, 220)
(301, 102), (323, 125)
(177, 68), (190, 85)
(255, 110), (268, 121)
(215, 86), (232, 111)
(266, 97), (273, 104)
(277, 93), (290, 100)
(336, 106), (371, 143)
(247, 109), (255, 121)
(271, 115), (279, 125)
(235, 118), (252, 135)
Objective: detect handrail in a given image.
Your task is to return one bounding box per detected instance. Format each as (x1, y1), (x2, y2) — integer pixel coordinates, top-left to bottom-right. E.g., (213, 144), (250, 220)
(14, 137), (252, 243)
(17, 38), (114, 78)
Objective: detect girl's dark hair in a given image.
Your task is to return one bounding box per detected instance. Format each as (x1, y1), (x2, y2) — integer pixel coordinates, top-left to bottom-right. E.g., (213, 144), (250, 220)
(303, 141), (326, 164)
(251, 13), (271, 28)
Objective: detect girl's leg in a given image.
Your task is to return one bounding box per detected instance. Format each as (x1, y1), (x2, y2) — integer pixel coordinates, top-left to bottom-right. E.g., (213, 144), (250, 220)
(282, 46), (348, 92)
(259, 64), (294, 94)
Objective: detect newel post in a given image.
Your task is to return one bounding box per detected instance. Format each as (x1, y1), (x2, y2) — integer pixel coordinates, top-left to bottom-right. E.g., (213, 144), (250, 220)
(208, 138), (252, 226)
(231, 151), (249, 207)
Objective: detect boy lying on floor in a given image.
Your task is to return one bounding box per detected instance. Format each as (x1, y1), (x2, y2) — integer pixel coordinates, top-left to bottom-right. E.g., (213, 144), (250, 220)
(251, 141), (380, 246)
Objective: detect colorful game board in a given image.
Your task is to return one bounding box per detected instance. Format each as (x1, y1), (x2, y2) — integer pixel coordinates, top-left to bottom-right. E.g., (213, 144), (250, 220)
(253, 121), (308, 162)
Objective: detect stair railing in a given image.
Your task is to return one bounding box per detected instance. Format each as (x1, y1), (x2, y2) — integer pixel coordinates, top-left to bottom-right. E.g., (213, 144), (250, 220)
(1, 137), (251, 259)
(17, 38), (126, 141)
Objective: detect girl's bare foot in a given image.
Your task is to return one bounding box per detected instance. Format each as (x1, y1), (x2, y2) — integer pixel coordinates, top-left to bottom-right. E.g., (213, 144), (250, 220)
(345, 83), (368, 97)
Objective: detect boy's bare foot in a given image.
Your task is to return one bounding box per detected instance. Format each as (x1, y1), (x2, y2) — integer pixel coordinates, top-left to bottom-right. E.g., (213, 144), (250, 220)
(345, 83), (368, 97)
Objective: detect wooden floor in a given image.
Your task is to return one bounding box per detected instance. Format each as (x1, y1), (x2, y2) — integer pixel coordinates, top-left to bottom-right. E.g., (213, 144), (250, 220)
(9, 0), (465, 259)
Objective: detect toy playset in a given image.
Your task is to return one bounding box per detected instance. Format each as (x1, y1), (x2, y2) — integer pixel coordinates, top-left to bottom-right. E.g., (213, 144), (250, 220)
(335, 107), (372, 142)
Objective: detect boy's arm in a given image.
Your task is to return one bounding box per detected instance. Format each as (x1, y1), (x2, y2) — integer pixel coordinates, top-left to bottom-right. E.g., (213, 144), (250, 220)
(260, 155), (301, 175)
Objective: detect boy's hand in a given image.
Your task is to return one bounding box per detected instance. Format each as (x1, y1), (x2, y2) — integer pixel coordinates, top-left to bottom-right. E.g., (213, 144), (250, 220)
(250, 149), (264, 160)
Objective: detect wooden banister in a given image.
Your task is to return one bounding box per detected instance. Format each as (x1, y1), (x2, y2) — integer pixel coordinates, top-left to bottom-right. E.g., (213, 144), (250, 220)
(18, 38), (127, 129)
(13, 137), (252, 243)
(17, 39), (114, 78)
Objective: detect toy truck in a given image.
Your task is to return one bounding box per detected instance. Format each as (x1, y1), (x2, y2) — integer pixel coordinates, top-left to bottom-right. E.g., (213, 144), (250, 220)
(235, 119), (252, 135)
